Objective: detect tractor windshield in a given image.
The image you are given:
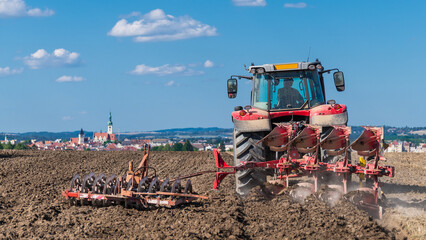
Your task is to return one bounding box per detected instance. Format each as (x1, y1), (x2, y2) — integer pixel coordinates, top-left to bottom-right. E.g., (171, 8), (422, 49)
(252, 71), (325, 110)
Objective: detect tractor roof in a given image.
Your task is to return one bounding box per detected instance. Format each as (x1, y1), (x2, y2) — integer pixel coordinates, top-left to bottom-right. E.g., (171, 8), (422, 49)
(248, 60), (323, 74)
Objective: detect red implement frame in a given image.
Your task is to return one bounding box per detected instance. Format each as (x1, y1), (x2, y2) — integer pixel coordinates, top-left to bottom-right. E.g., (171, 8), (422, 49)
(62, 190), (208, 208)
(63, 144), (208, 209)
(213, 125), (395, 218)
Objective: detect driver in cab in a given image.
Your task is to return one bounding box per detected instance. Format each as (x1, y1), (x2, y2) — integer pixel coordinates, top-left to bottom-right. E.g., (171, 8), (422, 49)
(277, 78), (304, 108)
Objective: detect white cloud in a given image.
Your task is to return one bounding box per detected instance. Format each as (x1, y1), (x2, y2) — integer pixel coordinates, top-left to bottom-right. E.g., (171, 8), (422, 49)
(0, 66), (23, 77)
(27, 8), (54, 17)
(108, 9), (217, 42)
(0, 0), (54, 17)
(131, 64), (186, 76)
(119, 11), (142, 19)
(232, 0), (266, 7)
(62, 116), (72, 121)
(284, 2), (307, 8)
(56, 75), (85, 82)
(204, 60), (214, 68)
(23, 48), (81, 69)
(131, 63), (204, 76)
(165, 80), (175, 87)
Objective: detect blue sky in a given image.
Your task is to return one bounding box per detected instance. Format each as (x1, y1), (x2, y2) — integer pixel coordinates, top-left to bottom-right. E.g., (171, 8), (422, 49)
(0, 0), (425, 132)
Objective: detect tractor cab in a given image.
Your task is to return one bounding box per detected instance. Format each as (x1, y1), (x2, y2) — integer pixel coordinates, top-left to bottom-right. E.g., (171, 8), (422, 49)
(227, 60), (345, 112)
(227, 60), (347, 131)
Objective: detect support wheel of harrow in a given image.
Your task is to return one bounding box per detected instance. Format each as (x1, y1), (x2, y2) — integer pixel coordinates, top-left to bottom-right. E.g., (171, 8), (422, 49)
(234, 130), (268, 196)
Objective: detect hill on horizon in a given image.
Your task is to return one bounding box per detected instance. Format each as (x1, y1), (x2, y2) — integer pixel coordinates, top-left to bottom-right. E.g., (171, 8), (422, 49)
(1, 126), (425, 143)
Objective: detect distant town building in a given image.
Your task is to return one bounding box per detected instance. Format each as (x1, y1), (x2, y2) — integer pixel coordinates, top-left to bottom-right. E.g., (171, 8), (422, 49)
(93, 112), (117, 143)
(71, 129), (89, 145)
(151, 139), (170, 147)
(107, 112), (113, 134)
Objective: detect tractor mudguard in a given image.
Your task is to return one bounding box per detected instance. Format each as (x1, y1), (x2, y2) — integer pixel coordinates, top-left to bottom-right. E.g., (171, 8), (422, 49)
(233, 118), (271, 132)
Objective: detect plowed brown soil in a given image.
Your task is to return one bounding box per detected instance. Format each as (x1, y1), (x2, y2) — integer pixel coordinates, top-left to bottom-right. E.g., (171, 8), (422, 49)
(0, 150), (424, 239)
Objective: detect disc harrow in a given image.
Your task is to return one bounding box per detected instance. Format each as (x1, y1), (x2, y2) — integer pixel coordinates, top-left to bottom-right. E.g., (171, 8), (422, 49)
(213, 124), (395, 218)
(62, 145), (207, 209)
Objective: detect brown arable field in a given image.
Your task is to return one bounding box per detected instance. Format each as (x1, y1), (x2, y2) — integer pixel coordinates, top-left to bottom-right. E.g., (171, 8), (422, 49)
(0, 150), (424, 239)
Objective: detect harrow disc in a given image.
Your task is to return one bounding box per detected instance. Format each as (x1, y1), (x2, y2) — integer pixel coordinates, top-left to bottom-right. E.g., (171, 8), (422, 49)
(184, 180), (193, 194)
(69, 174), (82, 192)
(82, 173), (95, 193)
(104, 175), (117, 195)
(148, 177), (160, 193)
(93, 174), (106, 194)
(137, 177), (149, 192)
(69, 174), (82, 206)
(171, 180), (182, 194)
(160, 178), (170, 192)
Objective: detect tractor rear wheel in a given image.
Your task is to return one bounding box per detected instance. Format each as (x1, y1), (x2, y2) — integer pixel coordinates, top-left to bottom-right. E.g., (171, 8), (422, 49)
(234, 130), (267, 196)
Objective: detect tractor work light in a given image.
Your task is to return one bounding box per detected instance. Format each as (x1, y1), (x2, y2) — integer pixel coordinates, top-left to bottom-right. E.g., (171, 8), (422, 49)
(257, 68), (265, 74)
(316, 64), (323, 69)
(250, 68), (256, 74)
(275, 63), (299, 70)
(308, 64), (316, 70)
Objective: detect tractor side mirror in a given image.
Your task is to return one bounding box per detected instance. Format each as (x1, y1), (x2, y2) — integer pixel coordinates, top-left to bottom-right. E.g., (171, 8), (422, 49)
(333, 71), (345, 92)
(227, 78), (238, 98)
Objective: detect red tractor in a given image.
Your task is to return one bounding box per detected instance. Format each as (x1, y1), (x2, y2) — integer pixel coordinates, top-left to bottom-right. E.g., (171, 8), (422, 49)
(219, 60), (393, 219)
(226, 60), (350, 195)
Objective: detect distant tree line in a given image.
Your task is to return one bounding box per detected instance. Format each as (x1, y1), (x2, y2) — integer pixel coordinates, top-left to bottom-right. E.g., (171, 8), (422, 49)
(385, 136), (426, 144)
(0, 142), (28, 150)
(151, 140), (196, 151)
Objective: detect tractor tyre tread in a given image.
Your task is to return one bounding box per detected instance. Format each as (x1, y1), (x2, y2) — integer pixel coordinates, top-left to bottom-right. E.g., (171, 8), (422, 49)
(234, 130), (267, 196)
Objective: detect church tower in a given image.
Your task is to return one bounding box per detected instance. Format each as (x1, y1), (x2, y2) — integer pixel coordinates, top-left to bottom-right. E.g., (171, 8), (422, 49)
(78, 128), (85, 144)
(107, 112), (113, 134)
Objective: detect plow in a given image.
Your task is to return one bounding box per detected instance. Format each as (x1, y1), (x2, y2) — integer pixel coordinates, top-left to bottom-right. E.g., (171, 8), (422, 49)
(213, 124), (394, 218)
(62, 145), (208, 209)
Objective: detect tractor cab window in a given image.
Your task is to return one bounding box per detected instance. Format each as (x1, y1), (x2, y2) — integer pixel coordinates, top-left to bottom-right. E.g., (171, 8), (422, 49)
(252, 74), (269, 110)
(252, 71), (325, 110)
(269, 71), (325, 110)
(306, 71), (325, 107)
(270, 73), (308, 110)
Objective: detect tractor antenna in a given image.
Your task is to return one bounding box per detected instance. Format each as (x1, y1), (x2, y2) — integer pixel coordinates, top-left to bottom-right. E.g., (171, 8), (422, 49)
(307, 46), (311, 62)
